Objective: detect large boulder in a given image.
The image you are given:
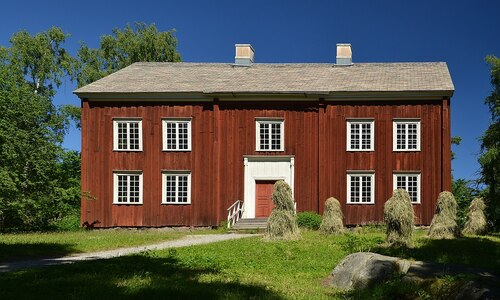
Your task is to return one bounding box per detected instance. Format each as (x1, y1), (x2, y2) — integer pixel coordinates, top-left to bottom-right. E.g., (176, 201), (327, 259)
(325, 252), (411, 290)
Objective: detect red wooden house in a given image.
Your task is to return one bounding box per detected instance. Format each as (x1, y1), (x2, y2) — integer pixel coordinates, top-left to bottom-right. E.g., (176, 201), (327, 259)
(74, 44), (454, 227)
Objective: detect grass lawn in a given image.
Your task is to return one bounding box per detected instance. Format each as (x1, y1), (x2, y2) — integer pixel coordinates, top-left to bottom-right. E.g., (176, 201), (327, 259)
(0, 228), (498, 299)
(0, 229), (190, 262)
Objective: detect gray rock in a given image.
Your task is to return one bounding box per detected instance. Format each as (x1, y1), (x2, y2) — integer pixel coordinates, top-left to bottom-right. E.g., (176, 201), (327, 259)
(325, 252), (411, 290)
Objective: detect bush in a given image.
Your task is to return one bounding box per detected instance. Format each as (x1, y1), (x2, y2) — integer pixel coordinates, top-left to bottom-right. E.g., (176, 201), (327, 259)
(383, 189), (414, 247)
(49, 212), (81, 231)
(296, 212), (322, 230)
(429, 191), (460, 239)
(462, 197), (488, 235)
(320, 197), (344, 234)
(265, 181), (300, 240)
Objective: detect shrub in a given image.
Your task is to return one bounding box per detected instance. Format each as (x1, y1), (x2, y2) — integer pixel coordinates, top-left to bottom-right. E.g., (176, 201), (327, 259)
(462, 197), (488, 235)
(320, 197), (344, 234)
(383, 189), (414, 247)
(429, 191), (460, 239)
(297, 211), (322, 230)
(49, 212), (81, 231)
(265, 181), (300, 240)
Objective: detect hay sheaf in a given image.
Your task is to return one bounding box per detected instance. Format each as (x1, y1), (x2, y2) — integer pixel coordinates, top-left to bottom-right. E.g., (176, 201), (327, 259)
(383, 189), (414, 247)
(265, 181), (300, 240)
(462, 197), (488, 235)
(320, 197), (344, 234)
(429, 191), (460, 239)
(272, 181), (295, 211)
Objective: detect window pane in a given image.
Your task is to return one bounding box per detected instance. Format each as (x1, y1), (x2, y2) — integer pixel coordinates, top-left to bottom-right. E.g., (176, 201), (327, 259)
(271, 123), (281, 150)
(361, 123), (371, 149)
(397, 123), (405, 150)
(260, 123), (270, 150)
(129, 122), (140, 150)
(350, 123), (360, 149)
(166, 122), (176, 150)
(118, 123), (127, 150)
(350, 176), (360, 202)
(178, 122), (189, 150)
(165, 175), (176, 202)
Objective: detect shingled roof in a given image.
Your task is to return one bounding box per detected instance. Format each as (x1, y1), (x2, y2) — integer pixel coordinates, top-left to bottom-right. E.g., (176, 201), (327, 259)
(74, 62), (454, 97)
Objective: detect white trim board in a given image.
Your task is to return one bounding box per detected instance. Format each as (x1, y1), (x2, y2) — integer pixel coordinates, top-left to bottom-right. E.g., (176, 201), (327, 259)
(243, 156), (295, 218)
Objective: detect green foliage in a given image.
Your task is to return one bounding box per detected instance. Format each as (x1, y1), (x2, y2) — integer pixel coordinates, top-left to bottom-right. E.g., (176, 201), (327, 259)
(339, 232), (383, 253)
(77, 22), (181, 88)
(5, 27), (77, 96)
(0, 28), (80, 231)
(296, 211), (322, 230)
(320, 197), (344, 234)
(429, 191), (460, 239)
(383, 189), (415, 247)
(452, 178), (479, 226)
(479, 55), (500, 230)
(462, 197), (488, 235)
(265, 181), (300, 240)
(451, 135), (462, 160)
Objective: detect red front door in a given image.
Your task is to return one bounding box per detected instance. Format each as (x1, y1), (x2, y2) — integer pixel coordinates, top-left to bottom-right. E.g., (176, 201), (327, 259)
(255, 180), (276, 217)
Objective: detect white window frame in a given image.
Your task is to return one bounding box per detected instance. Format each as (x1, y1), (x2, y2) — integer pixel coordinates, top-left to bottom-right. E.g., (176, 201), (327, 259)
(113, 171), (143, 205)
(393, 173), (421, 204)
(162, 171), (192, 204)
(347, 119), (374, 151)
(162, 118), (192, 151)
(393, 119), (421, 151)
(113, 118), (143, 151)
(347, 172), (375, 204)
(256, 118), (285, 151)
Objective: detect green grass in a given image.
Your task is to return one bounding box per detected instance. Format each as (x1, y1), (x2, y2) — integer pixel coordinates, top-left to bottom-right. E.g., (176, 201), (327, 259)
(0, 229), (498, 299)
(0, 229), (189, 262)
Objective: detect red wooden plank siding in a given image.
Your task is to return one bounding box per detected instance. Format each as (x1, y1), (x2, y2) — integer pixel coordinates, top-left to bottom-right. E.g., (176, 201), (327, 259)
(81, 99), (450, 227)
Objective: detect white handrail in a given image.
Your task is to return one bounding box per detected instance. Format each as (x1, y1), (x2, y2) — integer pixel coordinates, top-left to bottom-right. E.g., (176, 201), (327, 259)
(227, 200), (244, 228)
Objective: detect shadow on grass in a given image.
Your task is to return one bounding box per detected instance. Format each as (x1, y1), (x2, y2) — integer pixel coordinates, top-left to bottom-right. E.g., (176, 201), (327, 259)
(373, 235), (500, 273)
(0, 252), (284, 299)
(0, 243), (79, 263)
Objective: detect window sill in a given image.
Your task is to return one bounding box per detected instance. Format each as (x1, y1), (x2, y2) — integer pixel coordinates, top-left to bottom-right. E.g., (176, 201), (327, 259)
(112, 203), (143, 205)
(346, 202), (375, 205)
(161, 202), (191, 205)
(392, 150), (421, 152)
(162, 149), (192, 152)
(113, 149), (143, 152)
(347, 149), (374, 152)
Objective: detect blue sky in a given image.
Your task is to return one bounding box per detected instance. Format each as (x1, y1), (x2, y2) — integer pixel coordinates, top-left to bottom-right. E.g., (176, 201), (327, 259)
(0, 0), (499, 181)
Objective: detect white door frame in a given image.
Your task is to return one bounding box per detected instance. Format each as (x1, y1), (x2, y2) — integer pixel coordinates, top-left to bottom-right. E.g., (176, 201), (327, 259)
(243, 155), (295, 218)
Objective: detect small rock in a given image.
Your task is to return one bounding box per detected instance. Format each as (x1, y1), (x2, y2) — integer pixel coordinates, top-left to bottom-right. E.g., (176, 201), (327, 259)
(325, 252), (411, 290)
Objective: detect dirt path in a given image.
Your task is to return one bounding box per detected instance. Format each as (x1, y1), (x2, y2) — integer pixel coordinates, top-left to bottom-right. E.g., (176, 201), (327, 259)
(0, 233), (258, 273)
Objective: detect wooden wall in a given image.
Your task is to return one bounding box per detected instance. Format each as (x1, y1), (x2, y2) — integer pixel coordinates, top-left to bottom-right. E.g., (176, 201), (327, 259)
(81, 98), (451, 227)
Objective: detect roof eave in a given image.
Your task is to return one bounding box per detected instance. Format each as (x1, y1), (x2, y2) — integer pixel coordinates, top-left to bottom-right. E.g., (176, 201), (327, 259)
(74, 90), (454, 101)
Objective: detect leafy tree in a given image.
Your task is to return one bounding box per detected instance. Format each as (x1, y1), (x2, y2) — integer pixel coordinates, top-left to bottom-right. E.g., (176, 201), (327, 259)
(77, 22), (181, 88)
(479, 55), (500, 229)
(452, 179), (479, 226)
(0, 28), (79, 230)
(6, 27), (76, 96)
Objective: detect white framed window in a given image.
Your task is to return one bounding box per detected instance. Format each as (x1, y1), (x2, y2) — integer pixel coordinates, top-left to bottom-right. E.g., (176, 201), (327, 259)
(113, 118), (143, 151)
(162, 118), (192, 151)
(113, 171), (143, 204)
(347, 119), (374, 151)
(347, 172), (375, 204)
(393, 173), (421, 204)
(393, 120), (420, 151)
(162, 171), (191, 204)
(256, 118), (284, 151)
